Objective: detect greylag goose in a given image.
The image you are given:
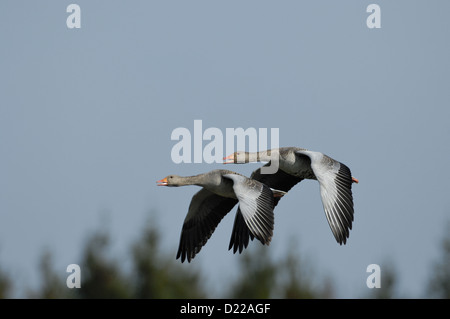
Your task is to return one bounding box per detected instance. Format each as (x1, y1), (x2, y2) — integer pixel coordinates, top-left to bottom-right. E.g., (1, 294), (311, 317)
(223, 147), (358, 245)
(156, 169), (285, 262)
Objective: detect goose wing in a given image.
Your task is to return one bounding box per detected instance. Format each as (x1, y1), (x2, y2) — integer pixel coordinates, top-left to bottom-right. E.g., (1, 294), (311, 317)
(250, 162), (303, 205)
(228, 163), (303, 253)
(295, 150), (355, 244)
(228, 207), (254, 253)
(177, 188), (238, 263)
(223, 174), (275, 246)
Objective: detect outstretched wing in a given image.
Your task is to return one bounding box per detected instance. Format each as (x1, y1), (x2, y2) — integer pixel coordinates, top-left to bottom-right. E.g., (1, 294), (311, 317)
(228, 207), (255, 254)
(228, 163), (303, 253)
(177, 188), (238, 263)
(296, 150), (355, 245)
(223, 174), (275, 246)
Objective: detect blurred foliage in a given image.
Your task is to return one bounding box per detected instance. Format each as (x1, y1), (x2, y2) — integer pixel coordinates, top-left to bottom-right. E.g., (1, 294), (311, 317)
(228, 245), (277, 298)
(28, 249), (71, 298)
(366, 261), (398, 299)
(0, 266), (11, 299)
(75, 230), (132, 298)
(130, 219), (206, 298)
(26, 219), (206, 299)
(278, 246), (334, 299)
(427, 221), (450, 298)
(228, 241), (332, 298)
(1, 216), (450, 299)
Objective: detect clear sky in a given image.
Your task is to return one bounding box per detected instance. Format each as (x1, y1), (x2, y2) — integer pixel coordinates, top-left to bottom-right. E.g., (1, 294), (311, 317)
(1, 1), (449, 298)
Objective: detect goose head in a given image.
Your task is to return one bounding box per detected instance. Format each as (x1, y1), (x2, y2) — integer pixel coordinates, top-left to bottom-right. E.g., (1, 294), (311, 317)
(223, 151), (246, 164)
(156, 175), (183, 187)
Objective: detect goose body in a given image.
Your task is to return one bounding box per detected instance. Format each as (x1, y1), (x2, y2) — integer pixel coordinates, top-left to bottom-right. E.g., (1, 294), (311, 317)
(157, 169), (279, 262)
(224, 147), (358, 245)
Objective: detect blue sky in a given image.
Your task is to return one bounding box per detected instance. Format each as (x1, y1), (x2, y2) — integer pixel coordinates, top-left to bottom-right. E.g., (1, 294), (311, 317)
(1, 1), (449, 297)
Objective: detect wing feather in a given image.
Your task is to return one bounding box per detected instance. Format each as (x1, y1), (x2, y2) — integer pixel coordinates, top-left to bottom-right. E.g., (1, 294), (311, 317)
(228, 163), (302, 253)
(223, 174), (275, 246)
(176, 188), (238, 263)
(296, 151), (355, 245)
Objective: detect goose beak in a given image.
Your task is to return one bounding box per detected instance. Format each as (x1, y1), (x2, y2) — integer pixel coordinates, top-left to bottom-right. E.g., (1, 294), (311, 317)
(156, 177), (168, 186)
(352, 177), (359, 184)
(223, 154), (234, 164)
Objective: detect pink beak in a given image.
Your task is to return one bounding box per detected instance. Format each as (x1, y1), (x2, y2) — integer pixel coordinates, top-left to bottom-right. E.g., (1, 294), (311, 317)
(156, 177), (168, 186)
(223, 154), (234, 164)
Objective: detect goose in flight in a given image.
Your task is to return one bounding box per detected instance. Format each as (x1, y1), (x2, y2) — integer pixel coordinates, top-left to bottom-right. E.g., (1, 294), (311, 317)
(156, 169), (285, 262)
(223, 147), (358, 245)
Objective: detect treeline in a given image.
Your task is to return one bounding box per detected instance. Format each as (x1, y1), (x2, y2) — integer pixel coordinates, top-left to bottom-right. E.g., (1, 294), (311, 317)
(0, 218), (449, 298)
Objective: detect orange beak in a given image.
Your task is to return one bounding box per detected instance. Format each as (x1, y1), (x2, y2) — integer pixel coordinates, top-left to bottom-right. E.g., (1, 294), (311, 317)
(352, 177), (359, 184)
(156, 177), (168, 186)
(223, 154), (234, 164)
